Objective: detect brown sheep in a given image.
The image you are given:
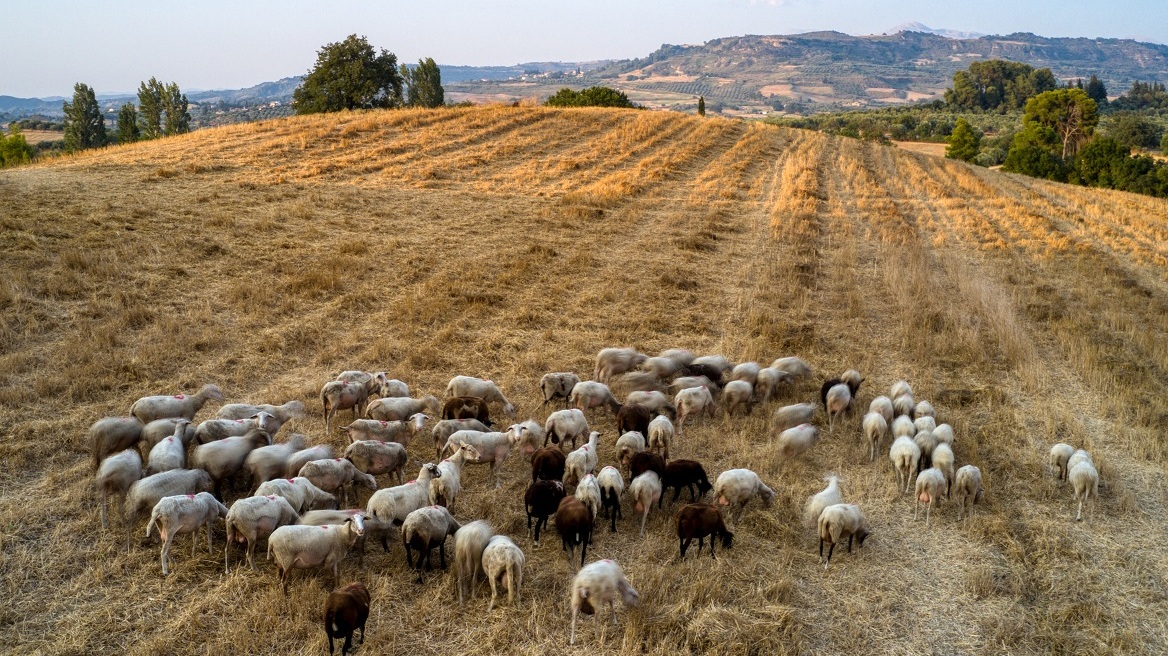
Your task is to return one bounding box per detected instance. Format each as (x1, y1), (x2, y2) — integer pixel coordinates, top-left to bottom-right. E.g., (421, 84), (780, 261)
(530, 446), (567, 482)
(324, 582), (370, 656)
(677, 503), (734, 559)
(441, 396), (493, 426)
(555, 496), (594, 570)
(661, 459), (713, 507)
(616, 403), (651, 439)
(629, 451), (666, 481)
(524, 479), (565, 546)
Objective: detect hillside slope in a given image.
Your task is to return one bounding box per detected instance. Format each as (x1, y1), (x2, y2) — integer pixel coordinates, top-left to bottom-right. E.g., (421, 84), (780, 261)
(2, 107), (1168, 654)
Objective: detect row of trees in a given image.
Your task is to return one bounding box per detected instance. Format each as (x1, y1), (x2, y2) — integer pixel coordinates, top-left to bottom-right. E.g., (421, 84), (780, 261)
(544, 86), (636, 108)
(60, 78), (191, 153)
(292, 35), (444, 114)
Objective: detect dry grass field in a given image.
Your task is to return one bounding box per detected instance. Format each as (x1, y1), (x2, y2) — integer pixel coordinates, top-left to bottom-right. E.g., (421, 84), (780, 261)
(3, 106), (1168, 655)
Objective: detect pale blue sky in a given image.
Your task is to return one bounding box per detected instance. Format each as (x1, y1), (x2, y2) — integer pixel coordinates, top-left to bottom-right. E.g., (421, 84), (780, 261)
(3, 0), (1166, 97)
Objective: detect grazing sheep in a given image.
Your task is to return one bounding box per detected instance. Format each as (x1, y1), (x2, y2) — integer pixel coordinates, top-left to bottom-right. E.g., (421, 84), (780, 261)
(661, 460), (712, 506)
(1070, 460), (1099, 521)
(680, 363), (726, 385)
(594, 347), (648, 383)
(244, 434), (308, 491)
(675, 385), (716, 434)
(268, 515), (365, 594)
(754, 367), (793, 403)
(822, 382), (852, 433)
(445, 376), (516, 418)
(130, 384), (225, 424)
(147, 420), (190, 474)
(441, 396), (492, 425)
(192, 428), (273, 497)
(575, 474), (603, 532)
(1067, 449), (1093, 473)
(670, 375), (719, 395)
(931, 443), (955, 498)
(365, 463), (442, 526)
(540, 372), (581, 407)
(721, 380), (755, 416)
(194, 412), (280, 445)
(890, 380), (912, 400)
(915, 400), (935, 419)
(525, 479), (565, 545)
(730, 361), (761, 386)
(90, 416), (144, 471)
(440, 430), (515, 489)
(914, 430), (938, 473)
(642, 356), (686, 380)
(96, 449), (142, 529)
(124, 469), (215, 549)
(776, 423), (820, 459)
(569, 559), (639, 645)
(772, 403), (816, 434)
(692, 354), (733, 376)
(432, 418), (490, 460)
(340, 414), (430, 446)
(803, 475), (843, 529)
(255, 477), (338, 514)
(507, 420), (545, 459)
(324, 582), (370, 656)
(321, 381), (369, 434)
(614, 431), (647, 472)
(933, 423), (955, 448)
(555, 496), (594, 569)
(628, 470), (662, 537)
(954, 465), (984, 523)
(454, 520), (495, 604)
(224, 494), (300, 572)
(713, 468), (775, 521)
(366, 395), (440, 423)
(402, 505), (462, 583)
(614, 371), (666, 394)
(344, 440), (409, 486)
(817, 503), (869, 570)
(893, 394), (915, 419)
(596, 466), (625, 533)
(429, 442), (480, 510)
(624, 391), (676, 419)
(145, 492), (229, 576)
(299, 459), (378, 508)
(914, 468), (947, 527)
(629, 452), (666, 483)
(914, 415), (937, 434)
(376, 377), (410, 399)
(531, 446), (567, 482)
(217, 400), (307, 425)
(570, 381), (622, 416)
(616, 403), (652, 439)
(840, 369), (864, 393)
(141, 418), (197, 451)
(647, 415), (673, 460)
(544, 408), (590, 450)
(284, 445), (335, 478)
(891, 415), (916, 440)
(658, 348), (696, 366)
(564, 431), (600, 487)
(869, 396), (894, 425)
(677, 503), (733, 559)
(482, 535), (525, 611)
(335, 370), (384, 396)
(1049, 443), (1076, 481)
(889, 436), (921, 494)
(770, 356), (812, 380)
(297, 510), (390, 569)
(862, 412), (889, 462)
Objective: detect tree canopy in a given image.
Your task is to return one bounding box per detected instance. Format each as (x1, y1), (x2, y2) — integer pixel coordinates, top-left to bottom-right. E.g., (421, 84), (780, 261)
(62, 83), (107, 152)
(0, 125), (35, 168)
(544, 86), (636, 109)
(402, 58), (444, 108)
(945, 118), (981, 162)
(944, 60), (1058, 112)
(117, 103), (139, 144)
(1110, 81), (1168, 111)
(293, 34), (403, 114)
(137, 77), (165, 140)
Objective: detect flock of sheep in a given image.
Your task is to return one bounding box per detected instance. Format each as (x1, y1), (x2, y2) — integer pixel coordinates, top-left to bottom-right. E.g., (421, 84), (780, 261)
(88, 346), (1099, 652)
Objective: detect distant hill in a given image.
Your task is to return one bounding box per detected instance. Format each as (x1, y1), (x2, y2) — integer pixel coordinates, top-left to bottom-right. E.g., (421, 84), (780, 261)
(884, 22), (985, 40)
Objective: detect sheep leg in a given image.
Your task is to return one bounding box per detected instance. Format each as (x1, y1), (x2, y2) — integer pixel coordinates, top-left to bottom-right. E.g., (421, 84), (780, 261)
(206, 521), (214, 554)
(824, 542), (835, 570)
(818, 538), (824, 562)
(847, 534), (854, 554)
(926, 500), (932, 528)
(639, 508), (648, 538)
(101, 490), (109, 529)
(488, 571), (498, 611)
(914, 497), (920, 521)
(1076, 498), (1083, 522)
(680, 536), (689, 558)
(570, 606), (579, 645)
(161, 531), (174, 576)
(439, 542), (448, 570)
(710, 536), (717, 560)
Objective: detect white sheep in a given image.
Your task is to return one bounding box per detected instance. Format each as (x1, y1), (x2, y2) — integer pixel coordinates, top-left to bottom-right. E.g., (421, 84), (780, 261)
(658, 348), (696, 365)
(624, 391), (676, 418)
(506, 420), (546, 459)
(299, 458), (378, 508)
(335, 370), (385, 396)
(340, 413), (430, 446)
(129, 384), (225, 424)
(432, 418), (491, 460)
(803, 474), (843, 528)
(570, 381), (622, 416)
(343, 440), (409, 486)
(96, 449), (142, 529)
(890, 380), (912, 400)
(776, 423), (819, 459)
(891, 415), (916, 440)
(569, 559), (639, 645)
(564, 431), (601, 487)
(596, 466), (625, 533)
(869, 396), (894, 425)
(1070, 460), (1099, 521)
(216, 399), (307, 424)
(693, 354), (734, 375)
(670, 376), (717, 395)
(614, 431), (646, 471)
(440, 429), (515, 489)
(377, 377), (410, 398)
(243, 433), (309, 491)
(402, 505), (462, 583)
(445, 375), (516, 417)
(913, 415), (937, 434)
(721, 380), (755, 416)
(1067, 449), (1092, 473)
(482, 535), (525, 611)
(770, 356), (812, 380)
(430, 442), (480, 510)
(544, 408), (591, 450)
(629, 471), (662, 537)
(773, 403), (816, 434)
(931, 442), (955, 497)
(754, 366), (793, 403)
(366, 463), (442, 525)
(540, 372), (581, 407)
(642, 356), (686, 379)
(254, 476), (338, 514)
(1049, 443), (1076, 481)
(914, 467), (947, 527)
(817, 503), (869, 570)
(914, 400), (935, 419)
(366, 395), (440, 423)
(889, 436), (921, 494)
(123, 469), (214, 549)
(145, 492), (229, 576)
(224, 494), (300, 572)
(824, 382), (852, 433)
(675, 385), (716, 434)
(840, 369), (864, 393)
(267, 515), (365, 593)
(933, 423), (955, 448)
(862, 412), (888, 462)
(594, 347), (648, 383)
(284, 445), (335, 478)
(194, 412), (280, 444)
(713, 468), (775, 521)
(453, 520), (495, 604)
(575, 473), (603, 529)
(321, 380), (370, 434)
(953, 465), (984, 523)
(147, 420), (190, 475)
(90, 416), (144, 471)
(647, 415), (673, 461)
(893, 394), (915, 418)
(192, 428), (272, 497)
(296, 508), (388, 569)
(914, 429), (938, 473)
(141, 418), (197, 451)
(731, 361), (761, 386)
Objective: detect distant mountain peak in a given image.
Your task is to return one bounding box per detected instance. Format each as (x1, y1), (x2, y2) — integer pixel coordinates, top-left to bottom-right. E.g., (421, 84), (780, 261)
(885, 22), (985, 40)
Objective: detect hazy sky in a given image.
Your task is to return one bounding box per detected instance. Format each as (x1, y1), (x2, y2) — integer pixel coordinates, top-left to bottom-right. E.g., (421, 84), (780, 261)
(4, 0), (1167, 97)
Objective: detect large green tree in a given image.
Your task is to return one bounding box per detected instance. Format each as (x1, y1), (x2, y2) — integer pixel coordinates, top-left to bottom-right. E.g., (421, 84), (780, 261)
(402, 57), (444, 108)
(1084, 74), (1108, 106)
(137, 77), (166, 139)
(293, 34), (403, 114)
(945, 118), (981, 162)
(0, 124), (35, 167)
(1107, 112), (1162, 150)
(544, 86), (636, 108)
(62, 82), (107, 152)
(163, 82), (191, 136)
(117, 103), (139, 144)
(945, 60), (1058, 112)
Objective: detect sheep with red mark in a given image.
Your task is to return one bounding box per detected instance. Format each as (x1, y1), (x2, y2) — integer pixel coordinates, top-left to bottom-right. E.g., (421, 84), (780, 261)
(130, 384), (225, 424)
(299, 458), (377, 508)
(366, 395), (440, 423)
(641, 356), (686, 380)
(283, 445), (334, 478)
(433, 418), (490, 460)
(661, 459), (712, 506)
(124, 469), (215, 549)
(564, 431), (600, 487)
(440, 429), (515, 489)
(376, 377), (410, 398)
(244, 434), (308, 491)
(366, 463), (442, 526)
(268, 515), (365, 594)
(344, 440), (408, 486)
(90, 416), (144, 471)
(677, 503), (733, 559)
(629, 470), (662, 537)
(97, 449), (142, 529)
(615, 431), (646, 472)
(647, 414), (673, 461)
(721, 380), (754, 416)
(335, 370), (385, 396)
(141, 418), (196, 451)
(445, 375), (516, 418)
(145, 491), (229, 575)
(324, 582), (370, 656)
(255, 476), (338, 514)
(731, 361), (761, 386)
(402, 505), (462, 583)
(217, 399), (307, 424)
(540, 372), (581, 408)
(594, 347), (648, 383)
(147, 420), (190, 474)
(525, 479), (565, 545)
(675, 385), (716, 435)
(776, 423), (819, 459)
(544, 408), (590, 450)
(192, 428), (273, 497)
(297, 510), (391, 568)
(570, 381), (622, 416)
(321, 381), (369, 434)
(506, 420), (545, 458)
(340, 413), (430, 446)
(430, 442), (480, 510)
(670, 375), (719, 395)
(713, 468), (775, 521)
(194, 411), (280, 445)
(818, 503), (869, 569)
(482, 535), (525, 611)
(569, 559), (639, 645)
(224, 494), (300, 572)
(754, 366), (793, 403)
